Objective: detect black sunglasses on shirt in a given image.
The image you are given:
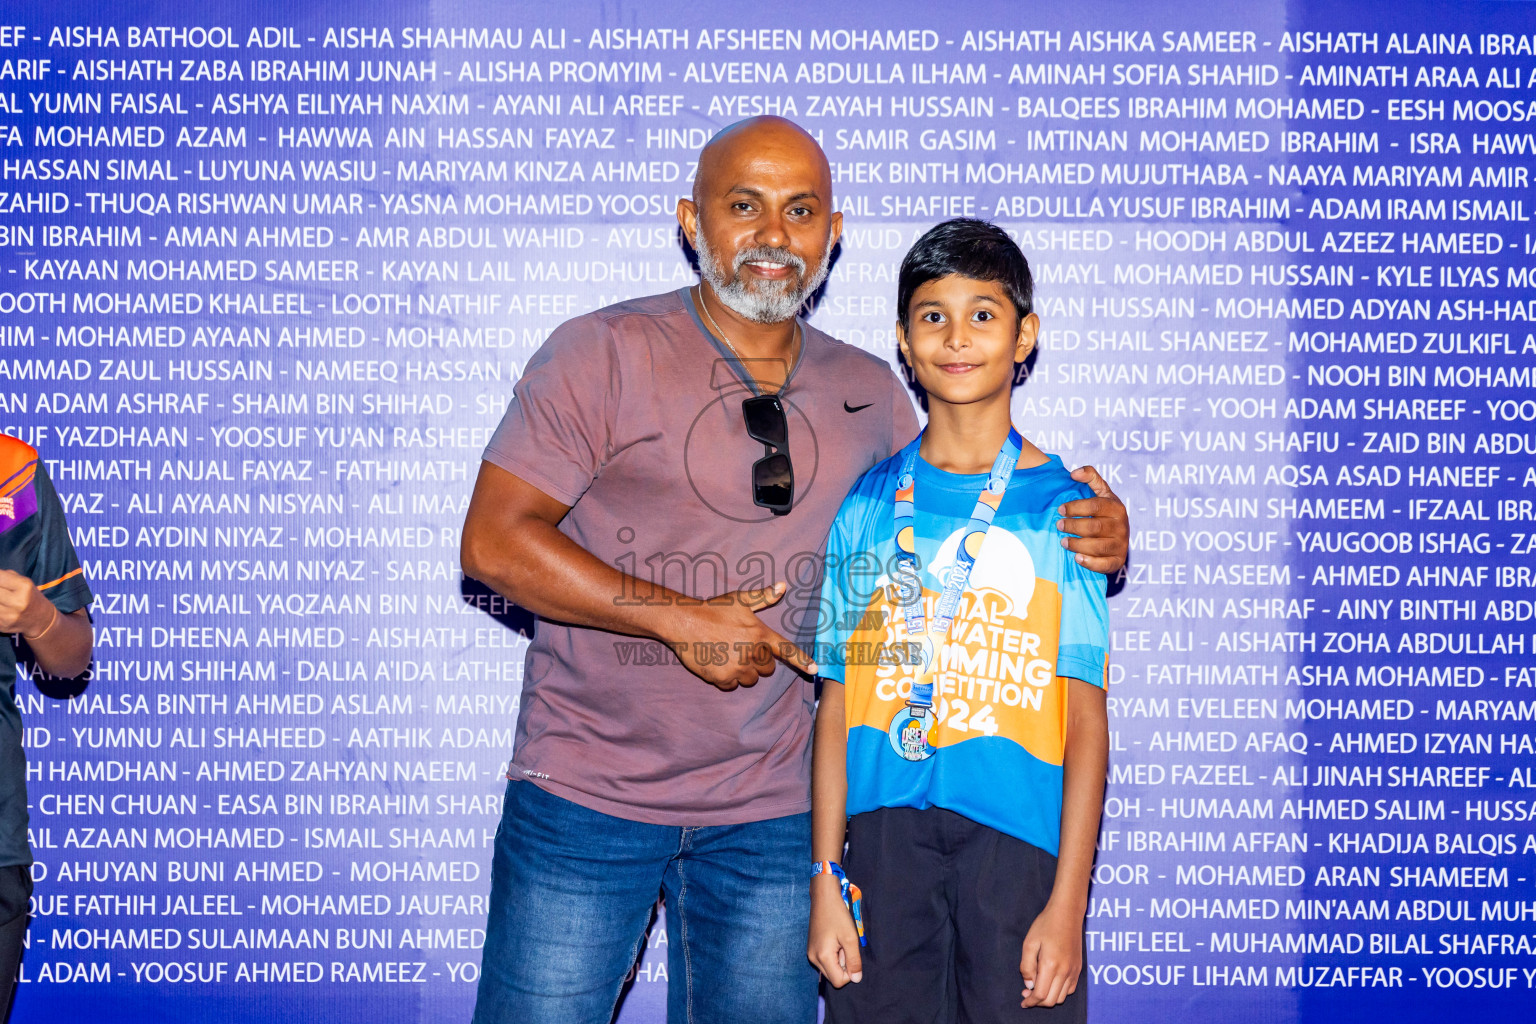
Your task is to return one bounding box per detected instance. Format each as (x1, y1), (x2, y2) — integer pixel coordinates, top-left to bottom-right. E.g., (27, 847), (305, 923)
(742, 394), (793, 515)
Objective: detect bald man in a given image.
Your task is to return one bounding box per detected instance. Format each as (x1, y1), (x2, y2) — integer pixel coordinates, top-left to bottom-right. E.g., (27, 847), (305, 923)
(462, 117), (1129, 1024)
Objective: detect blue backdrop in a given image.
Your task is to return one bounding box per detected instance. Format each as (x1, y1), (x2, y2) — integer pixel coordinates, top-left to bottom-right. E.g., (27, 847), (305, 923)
(4, 0), (1535, 1020)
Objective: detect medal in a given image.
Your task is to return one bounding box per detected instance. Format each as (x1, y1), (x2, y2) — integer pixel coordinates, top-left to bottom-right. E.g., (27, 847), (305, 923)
(888, 704), (937, 762)
(886, 428), (1023, 760)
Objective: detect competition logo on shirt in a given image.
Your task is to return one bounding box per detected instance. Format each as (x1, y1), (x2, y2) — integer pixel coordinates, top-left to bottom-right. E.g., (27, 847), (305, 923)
(0, 445), (39, 534)
(847, 525), (1069, 768)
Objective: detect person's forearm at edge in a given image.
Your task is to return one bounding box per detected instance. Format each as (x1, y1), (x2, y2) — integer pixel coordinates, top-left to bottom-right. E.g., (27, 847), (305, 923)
(1051, 678), (1109, 917)
(26, 607), (92, 679)
(0, 570), (93, 679)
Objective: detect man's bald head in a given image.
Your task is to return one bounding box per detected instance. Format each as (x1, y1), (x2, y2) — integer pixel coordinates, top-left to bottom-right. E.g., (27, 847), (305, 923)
(692, 116), (832, 204)
(677, 115), (842, 324)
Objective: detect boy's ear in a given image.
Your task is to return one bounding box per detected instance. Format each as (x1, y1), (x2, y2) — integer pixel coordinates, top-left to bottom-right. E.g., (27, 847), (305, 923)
(1014, 313), (1040, 363)
(896, 320), (910, 362)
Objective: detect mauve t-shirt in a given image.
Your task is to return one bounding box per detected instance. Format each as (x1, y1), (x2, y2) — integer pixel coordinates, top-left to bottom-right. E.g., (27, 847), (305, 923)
(482, 288), (920, 825)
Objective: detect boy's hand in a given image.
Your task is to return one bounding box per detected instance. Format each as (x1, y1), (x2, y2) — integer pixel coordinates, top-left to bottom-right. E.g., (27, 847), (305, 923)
(1019, 900), (1083, 1008)
(808, 874), (863, 987)
(1058, 466), (1129, 575)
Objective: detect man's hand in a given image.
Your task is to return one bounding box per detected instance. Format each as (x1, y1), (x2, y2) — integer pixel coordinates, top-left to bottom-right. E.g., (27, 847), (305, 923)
(1058, 465), (1129, 576)
(667, 581), (818, 692)
(808, 874), (863, 988)
(1020, 900), (1083, 1009)
(460, 464), (818, 691)
(0, 569), (53, 636)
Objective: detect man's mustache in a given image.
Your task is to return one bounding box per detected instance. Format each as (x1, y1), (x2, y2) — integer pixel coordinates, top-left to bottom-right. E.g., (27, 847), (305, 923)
(733, 245), (807, 278)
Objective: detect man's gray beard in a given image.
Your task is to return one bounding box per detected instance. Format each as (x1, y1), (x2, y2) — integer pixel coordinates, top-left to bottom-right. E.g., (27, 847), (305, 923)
(694, 230), (831, 324)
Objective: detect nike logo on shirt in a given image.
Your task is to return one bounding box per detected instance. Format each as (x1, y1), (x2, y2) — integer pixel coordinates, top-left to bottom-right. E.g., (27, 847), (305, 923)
(845, 401), (873, 413)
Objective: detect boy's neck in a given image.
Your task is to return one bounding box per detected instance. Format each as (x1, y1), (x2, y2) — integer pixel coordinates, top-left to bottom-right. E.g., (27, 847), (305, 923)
(920, 394), (1047, 475)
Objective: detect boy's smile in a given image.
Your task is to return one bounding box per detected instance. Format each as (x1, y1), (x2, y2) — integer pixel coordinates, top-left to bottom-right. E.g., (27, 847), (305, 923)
(897, 274), (1039, 406)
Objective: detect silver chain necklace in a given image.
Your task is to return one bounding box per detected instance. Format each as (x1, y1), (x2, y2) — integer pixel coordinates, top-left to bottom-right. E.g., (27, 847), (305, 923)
(694, 285), (799, 393)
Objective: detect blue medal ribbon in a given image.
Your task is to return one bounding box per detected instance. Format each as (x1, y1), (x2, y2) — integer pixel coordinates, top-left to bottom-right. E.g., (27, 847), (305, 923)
(888, 427), (1024, 761)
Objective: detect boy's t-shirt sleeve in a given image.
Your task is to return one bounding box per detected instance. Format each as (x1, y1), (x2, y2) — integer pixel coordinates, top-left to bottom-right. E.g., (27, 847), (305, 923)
(481, 315), (620, 507)
(30, 462), (93, 616)
(1055, 483), (1110, 688)
(813, 507), (856, 685)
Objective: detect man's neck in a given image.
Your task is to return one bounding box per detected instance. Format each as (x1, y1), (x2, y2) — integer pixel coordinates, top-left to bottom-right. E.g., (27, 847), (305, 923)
(695, 281), (798, 359)
(920, 395), (1045, 475)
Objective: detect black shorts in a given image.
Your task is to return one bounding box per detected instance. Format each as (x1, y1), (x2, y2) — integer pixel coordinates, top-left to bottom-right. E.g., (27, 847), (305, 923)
(822, 806), (1086, 1024)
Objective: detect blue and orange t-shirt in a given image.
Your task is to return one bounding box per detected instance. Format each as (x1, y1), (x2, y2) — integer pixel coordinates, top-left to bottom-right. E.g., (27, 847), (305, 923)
(815, 445), (1109, 857)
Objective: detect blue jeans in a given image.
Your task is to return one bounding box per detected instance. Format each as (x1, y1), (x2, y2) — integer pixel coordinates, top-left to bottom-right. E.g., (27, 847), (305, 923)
(472, 780), (817, 1024)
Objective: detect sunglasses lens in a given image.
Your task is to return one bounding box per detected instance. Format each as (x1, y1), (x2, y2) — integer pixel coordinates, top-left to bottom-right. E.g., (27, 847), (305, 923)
(742, 396), (789, 448)
(753, 453), (794, 511)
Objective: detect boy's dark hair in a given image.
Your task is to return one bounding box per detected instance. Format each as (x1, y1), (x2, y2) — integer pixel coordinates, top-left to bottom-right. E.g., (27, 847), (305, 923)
(896, 218), (1033, 331)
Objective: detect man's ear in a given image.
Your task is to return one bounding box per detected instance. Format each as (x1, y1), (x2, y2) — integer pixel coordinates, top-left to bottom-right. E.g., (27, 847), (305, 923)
(1015, 312), (1041, 363)
(828, 209), (844, 251)
(676, 197), (699, 248)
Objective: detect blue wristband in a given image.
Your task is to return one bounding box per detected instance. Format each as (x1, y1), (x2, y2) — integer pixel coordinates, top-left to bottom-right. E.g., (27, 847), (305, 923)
(813, 861), (866, 946)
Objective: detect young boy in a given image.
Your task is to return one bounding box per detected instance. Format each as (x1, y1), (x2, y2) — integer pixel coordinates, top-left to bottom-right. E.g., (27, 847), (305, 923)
(808, 219), (1110, 1023)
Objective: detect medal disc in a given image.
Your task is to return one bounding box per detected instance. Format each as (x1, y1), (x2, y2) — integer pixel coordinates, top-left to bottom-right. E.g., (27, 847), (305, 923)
(888, 705), (936, 761)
